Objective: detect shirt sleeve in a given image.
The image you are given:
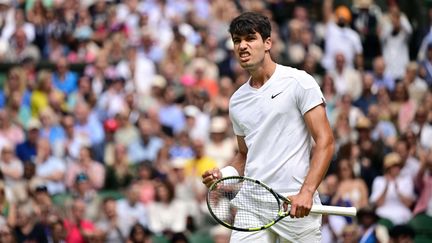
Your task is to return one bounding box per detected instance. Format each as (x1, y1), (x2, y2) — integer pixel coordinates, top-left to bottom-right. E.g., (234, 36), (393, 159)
(229, 113), (245, 136)
(398, 177), (416, 200)
(370, 177), (385, 203)
(295, 72), (325, 115)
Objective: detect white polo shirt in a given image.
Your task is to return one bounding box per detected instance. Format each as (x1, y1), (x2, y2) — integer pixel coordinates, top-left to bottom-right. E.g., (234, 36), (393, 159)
(229, 64), (325, 195)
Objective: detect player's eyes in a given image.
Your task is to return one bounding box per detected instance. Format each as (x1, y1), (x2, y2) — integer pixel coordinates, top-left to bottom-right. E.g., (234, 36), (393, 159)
(246, 35), (256, 41)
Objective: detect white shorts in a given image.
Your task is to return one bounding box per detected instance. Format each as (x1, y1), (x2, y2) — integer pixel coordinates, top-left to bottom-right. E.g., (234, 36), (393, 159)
(230, 214), (322, 243)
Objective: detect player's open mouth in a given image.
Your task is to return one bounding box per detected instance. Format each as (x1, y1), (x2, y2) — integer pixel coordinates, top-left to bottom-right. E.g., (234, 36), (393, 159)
(239, 52), (251, 61)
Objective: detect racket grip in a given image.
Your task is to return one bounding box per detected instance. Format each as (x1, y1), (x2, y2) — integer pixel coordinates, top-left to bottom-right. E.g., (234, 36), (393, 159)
(310, 205), (357, 217)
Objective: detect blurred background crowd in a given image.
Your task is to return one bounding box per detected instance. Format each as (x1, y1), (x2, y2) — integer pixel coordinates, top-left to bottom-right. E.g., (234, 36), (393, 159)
(0, 0), (431, 242)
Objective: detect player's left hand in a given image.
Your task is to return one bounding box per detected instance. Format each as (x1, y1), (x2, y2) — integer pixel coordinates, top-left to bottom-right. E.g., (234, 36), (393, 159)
(287, 191), (313, 218)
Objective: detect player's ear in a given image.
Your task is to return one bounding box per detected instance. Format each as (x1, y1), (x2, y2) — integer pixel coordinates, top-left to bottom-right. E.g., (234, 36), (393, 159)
(264, 37), (272, 52)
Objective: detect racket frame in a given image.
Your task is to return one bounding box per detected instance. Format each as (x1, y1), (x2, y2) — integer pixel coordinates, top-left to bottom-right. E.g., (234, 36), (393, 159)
(206, 176), (288, 232)
(206, 176), (357, 232)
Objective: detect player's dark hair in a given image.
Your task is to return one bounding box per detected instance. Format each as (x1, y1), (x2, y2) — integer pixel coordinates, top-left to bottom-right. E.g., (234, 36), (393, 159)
(229, 12), (271, 40)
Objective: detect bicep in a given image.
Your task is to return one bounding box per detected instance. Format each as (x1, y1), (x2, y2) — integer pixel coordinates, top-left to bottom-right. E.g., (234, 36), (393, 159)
(303, 104), (333, 143)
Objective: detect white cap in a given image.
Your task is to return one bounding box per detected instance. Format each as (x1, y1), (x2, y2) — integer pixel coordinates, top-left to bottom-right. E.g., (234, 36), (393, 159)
(170, 158), (187, 169)
(152, 75), (167, 88)
(27, 118), (41, 130)
(210, 116), (227, 133)
(184, 105), (200, 118)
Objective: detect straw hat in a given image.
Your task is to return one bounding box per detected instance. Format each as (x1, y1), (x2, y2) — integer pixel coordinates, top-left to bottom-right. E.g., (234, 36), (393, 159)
(355, 117), (372, 130)
(383, 152), (402, 170)
(354, 0), (373, 9)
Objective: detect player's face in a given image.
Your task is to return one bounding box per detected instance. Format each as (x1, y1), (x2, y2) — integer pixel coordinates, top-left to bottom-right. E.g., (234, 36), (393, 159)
(232, 32), (271, 71)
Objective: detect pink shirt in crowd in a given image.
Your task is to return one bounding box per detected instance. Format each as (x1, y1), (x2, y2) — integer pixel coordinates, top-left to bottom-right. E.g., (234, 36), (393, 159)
(64, 219), (95, 243)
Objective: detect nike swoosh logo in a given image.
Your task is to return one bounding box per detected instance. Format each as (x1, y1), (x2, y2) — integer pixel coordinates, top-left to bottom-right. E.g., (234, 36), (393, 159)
(271, 92), (283, 99)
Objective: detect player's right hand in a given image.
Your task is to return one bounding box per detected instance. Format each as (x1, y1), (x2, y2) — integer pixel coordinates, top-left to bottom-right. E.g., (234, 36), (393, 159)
(202, 168), (222, 188)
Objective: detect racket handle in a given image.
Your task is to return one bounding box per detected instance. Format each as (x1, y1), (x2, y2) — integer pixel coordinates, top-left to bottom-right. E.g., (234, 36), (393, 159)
(310, 205), (357, 217)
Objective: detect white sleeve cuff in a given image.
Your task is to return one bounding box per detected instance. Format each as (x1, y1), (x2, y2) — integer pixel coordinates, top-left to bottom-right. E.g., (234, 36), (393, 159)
(220, 166), (239, 178)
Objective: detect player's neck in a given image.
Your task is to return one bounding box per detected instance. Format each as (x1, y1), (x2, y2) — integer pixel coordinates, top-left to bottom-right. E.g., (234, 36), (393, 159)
(249, 59), (277, 89)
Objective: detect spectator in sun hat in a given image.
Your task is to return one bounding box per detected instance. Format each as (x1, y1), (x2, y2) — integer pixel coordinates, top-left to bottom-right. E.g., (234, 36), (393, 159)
(370, 152), (416, 225)
(205, 116), (236, 168)
(402, 62), (428, 106)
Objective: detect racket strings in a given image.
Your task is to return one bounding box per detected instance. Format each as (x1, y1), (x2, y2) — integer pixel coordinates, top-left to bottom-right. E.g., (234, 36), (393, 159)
(208, 178), (280, 229)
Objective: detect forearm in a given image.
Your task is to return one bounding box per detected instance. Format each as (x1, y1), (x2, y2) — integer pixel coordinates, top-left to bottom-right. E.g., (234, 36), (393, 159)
(227, 152), (246, 176)
(1, 168), (22, 179)
(415, 166), (427, 190)
(322, 0), (333, 23)
(397, 193), (413, 208)
(89, 172), (105, 189)
(375, 187), (388, 207)
(300, 138), (334, 195)
(43, 171), (64, 181)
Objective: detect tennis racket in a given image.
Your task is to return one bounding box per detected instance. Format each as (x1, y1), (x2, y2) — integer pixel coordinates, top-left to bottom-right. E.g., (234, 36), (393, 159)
(206, 176), (357, 232)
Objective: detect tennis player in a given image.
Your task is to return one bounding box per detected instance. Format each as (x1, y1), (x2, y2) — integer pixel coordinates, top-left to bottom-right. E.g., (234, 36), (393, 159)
(202, 12), (335, 242)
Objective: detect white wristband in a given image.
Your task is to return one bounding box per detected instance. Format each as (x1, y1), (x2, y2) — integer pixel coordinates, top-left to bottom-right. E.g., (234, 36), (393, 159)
(220, 166), (239, 178)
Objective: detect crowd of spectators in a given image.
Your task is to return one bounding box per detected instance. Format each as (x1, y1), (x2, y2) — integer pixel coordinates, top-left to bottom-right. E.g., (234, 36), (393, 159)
(0, 0), (431, 242)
